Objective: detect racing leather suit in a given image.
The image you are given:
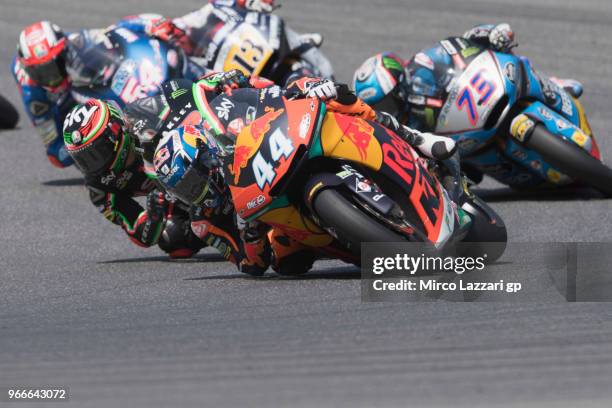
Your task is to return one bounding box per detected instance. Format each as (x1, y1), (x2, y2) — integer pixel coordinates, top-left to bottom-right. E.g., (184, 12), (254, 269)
(402, 23), (582, 132)
(125, 73), (273, 275)
(85, 154), (205, 258)
(151, 0), (333, 85)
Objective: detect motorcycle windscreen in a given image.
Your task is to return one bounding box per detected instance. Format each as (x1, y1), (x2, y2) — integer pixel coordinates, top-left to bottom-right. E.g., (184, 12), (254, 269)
(435, 51), (506, 134)
(67, 28), (170, 105)
(65, 31), (120, 88)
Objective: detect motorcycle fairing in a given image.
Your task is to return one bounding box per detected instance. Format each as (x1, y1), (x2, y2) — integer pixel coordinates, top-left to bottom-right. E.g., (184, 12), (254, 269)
(224, 96), (323, 219)
(464, 99), (599, 188)
(509, 101), (599, 185)
(204, 7), (286, 77)
(428, 42), (601, 188)
(302, 165), (424, 240)
(519, 57), (583, 127)
(521, 101), (598, 156)
(219, 23), (274, 75)
(303, 165), (396, 217)
(70, 28), (177, 106)
(317, 112), (455, 246)
(256, 198), (333, 248)
(436, 51), (509, 135)
(462, 145), (544, 187)
(225, 93), (454, 245)
(428, 51), (519, 156)
(258, 201), (357, 265)
(451, 128), (497, 156)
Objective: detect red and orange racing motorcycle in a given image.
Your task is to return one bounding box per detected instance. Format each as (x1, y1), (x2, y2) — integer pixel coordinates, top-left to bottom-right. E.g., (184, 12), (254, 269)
(204, 87), (507, 265)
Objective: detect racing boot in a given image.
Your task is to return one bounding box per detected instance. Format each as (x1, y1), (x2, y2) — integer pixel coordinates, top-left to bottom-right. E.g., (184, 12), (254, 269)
(403, 126), (457, 161)
(269, 229), (316, 276)
(440, 152), (466, 204)
(239, 222), (272, 277)
(375, 111), (457, 161)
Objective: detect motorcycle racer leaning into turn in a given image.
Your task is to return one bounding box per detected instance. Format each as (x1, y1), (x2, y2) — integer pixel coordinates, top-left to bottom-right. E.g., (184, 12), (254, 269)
(11, 0), (301, 170)
(146, 0), (334, 84)
(116, 69), (458, 275)
(353, 23), (584, 133)
(351, 23), (584, 185)
(12, 17), (204, 169)
(65, 70), (455, 276)
(61, 71), (277, 273)
(62, 99), (206, 259)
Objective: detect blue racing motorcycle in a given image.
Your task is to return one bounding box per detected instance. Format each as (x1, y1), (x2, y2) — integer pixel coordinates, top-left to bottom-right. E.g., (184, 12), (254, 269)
(65, 26), (206, 107)
(404, 37), (612, 196)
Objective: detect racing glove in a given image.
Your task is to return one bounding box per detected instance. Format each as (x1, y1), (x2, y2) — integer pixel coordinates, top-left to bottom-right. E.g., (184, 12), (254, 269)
(146, 17), (194, 54)
(463, 23), (517, 53)
(298, 33), (324, 48)
(198, 70), (252, 93)
(146, 190), (170, 222)
(284, 78), (376, 119)
(304, 78), (337, 100)
(124, 190), (169, 247)
(488, 23), (517, 53)
(284, 77), (337, 100)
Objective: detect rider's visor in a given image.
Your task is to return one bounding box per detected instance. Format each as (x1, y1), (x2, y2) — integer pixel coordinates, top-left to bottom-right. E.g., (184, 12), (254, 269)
(67, 135), (116, 176)
(24, 55), (67, 88)
(172, 164), (214, 206)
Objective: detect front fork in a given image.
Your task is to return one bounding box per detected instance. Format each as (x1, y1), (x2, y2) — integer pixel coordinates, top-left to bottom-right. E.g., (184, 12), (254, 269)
(429, 153), (472, 219)
(438, 153), (464, 203)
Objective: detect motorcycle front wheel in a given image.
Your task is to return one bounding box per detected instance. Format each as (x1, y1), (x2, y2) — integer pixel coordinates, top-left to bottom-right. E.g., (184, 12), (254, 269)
(525, 124), (612, 197)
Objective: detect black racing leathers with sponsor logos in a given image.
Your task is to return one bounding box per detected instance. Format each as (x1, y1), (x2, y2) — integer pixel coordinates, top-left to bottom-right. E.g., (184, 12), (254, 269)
(85, 155), (203, 256)
(125, 77), (271, 274)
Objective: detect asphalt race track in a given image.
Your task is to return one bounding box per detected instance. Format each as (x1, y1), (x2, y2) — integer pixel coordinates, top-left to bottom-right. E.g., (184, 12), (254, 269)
(2, 1), (612, 407)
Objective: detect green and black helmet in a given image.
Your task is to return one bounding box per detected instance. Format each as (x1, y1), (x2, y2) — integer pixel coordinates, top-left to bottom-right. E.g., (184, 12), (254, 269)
(63, 99), (134, 176)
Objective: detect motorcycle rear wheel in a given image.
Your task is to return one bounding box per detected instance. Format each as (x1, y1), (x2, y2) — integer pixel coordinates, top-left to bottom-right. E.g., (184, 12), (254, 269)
(525, 124), (612, 197)
(0, 94), (19, 129)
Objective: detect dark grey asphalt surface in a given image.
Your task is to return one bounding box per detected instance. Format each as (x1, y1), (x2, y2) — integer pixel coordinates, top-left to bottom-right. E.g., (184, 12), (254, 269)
(2, 1), (612, 407)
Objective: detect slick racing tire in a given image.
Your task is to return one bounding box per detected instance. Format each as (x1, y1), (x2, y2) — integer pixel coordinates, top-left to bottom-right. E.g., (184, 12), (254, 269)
(460, 195), (507, 263)
(525, 124), (612, 197)
(0, 94), (19, 129)
(312, 188), (404, 255)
